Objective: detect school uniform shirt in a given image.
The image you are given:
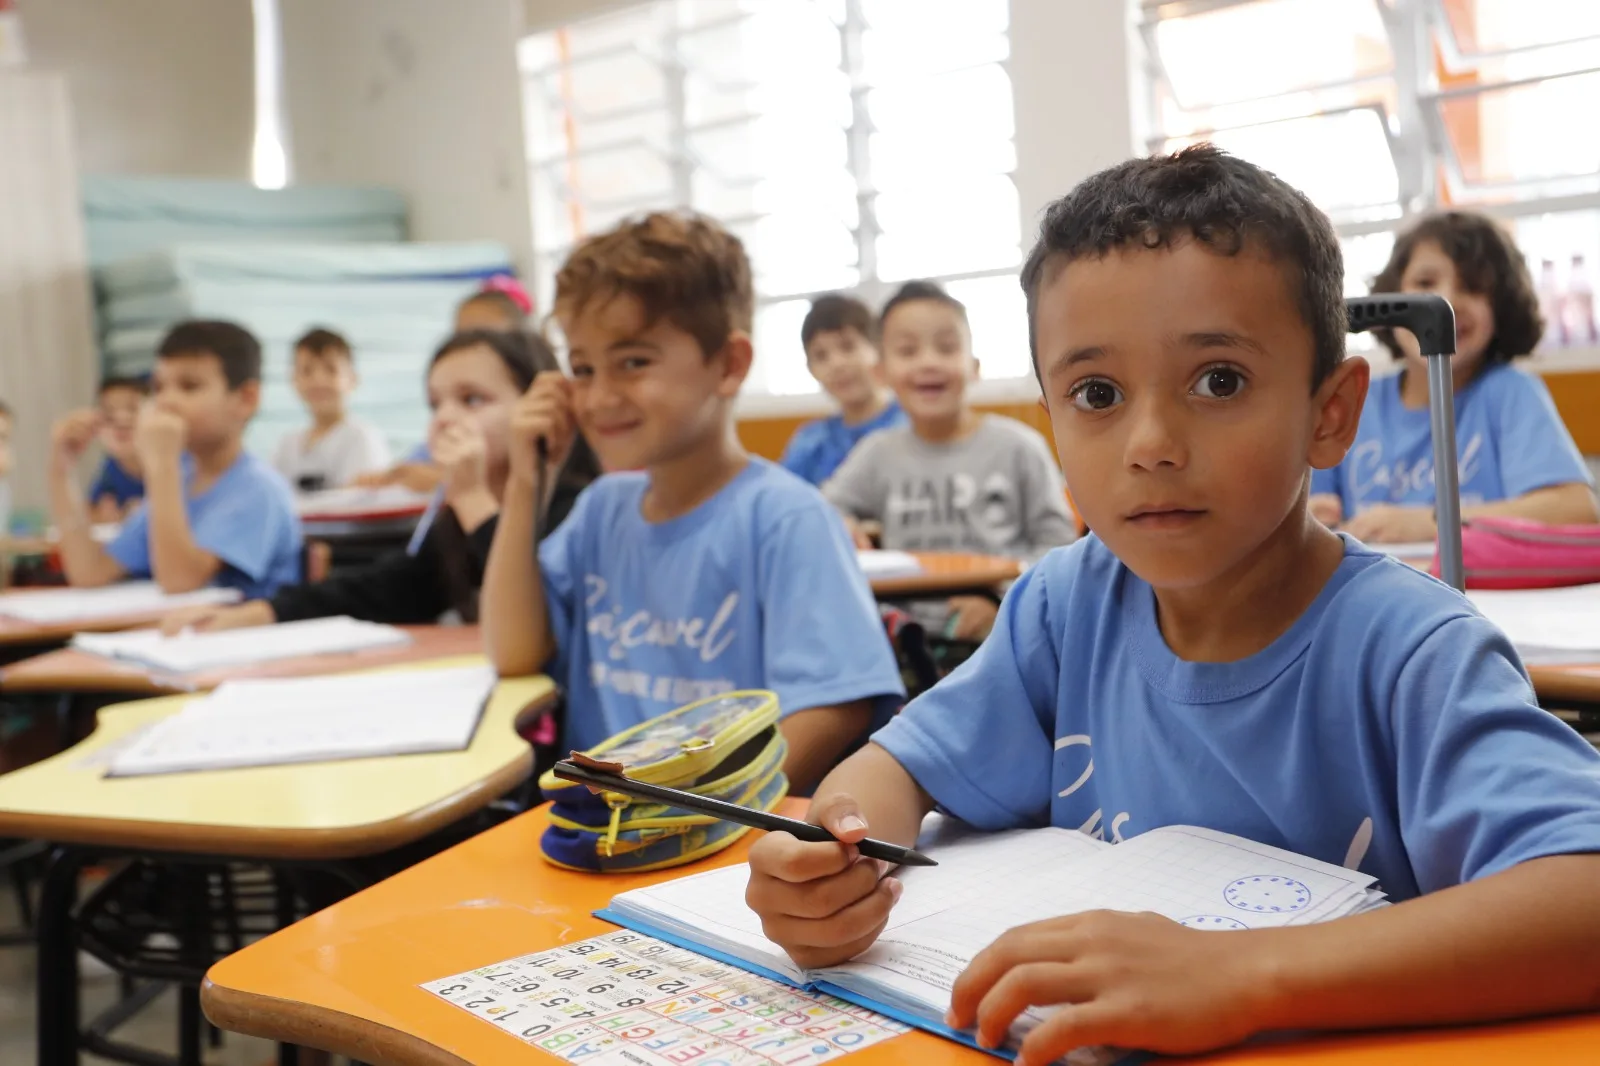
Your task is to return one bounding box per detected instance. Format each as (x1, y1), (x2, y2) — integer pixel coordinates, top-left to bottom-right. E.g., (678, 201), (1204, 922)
(873, 534), (1600, 903)
(87, 456), (144, 509)
(540, 458), (906, 753)
(780, 400), (906, 487)
(823, 415), (1076, 560)
(106, 453), (302, 600)
(1311, 362), (1591, 514)
(272, 417), (392, 492)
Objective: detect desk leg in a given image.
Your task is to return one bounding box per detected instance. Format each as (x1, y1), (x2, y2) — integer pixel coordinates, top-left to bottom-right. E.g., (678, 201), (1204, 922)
(54, 693), (77, 752)
(37, 846), (87, 1066)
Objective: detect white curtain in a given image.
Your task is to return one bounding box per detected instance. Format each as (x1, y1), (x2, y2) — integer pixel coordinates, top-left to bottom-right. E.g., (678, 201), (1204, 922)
(0, 69), (96, 517)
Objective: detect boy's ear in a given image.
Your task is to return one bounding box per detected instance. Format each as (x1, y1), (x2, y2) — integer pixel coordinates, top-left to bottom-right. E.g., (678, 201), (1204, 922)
(233, 379), (263, 420)
(1308, 356), (1369, 471)
(969, 356), (982, 382)
(714, 331), (754, 398)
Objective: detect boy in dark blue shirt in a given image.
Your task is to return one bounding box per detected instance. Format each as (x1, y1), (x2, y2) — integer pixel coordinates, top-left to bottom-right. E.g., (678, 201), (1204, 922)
(780, 293), (904, 487)
(87, 376), (148, 522)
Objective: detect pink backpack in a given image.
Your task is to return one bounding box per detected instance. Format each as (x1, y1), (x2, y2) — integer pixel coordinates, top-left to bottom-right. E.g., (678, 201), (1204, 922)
(1428, 516), (1600, 589)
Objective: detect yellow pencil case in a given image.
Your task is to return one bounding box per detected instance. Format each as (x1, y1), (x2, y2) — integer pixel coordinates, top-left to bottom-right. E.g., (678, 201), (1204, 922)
(538, 690), (789, 873)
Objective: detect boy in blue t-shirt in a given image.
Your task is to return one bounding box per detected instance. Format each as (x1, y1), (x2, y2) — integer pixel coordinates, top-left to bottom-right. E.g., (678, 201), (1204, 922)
(744, 146), (1600, 1064)
(780, 293), (904, 487)
(1311, 211), (1596, 541)
(49, 320), (302, 599)
(87, 376), (148, 522)
(482, 212), (904, 794)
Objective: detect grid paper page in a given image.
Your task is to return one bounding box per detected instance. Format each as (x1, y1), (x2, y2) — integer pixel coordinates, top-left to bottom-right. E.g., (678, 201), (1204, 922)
(0, 582), (240, 624)
(421, 930), (906, 1066)
(72, 615), (411, 673)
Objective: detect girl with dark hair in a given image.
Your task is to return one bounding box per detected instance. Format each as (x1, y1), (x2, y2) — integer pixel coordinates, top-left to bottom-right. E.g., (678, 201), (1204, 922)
(1311, 211), (1597, 542)
(161, 329), (600, 631)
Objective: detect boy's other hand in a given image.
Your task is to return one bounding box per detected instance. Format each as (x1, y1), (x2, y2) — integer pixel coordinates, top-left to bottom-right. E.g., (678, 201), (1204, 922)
(1340, 503), (1435, 545)
(510, 371), (576, 489)
(1308, 493), (1343, 527)
(744, 792), (903, 969)
(134, 404), (186, 471)
(159, 599), (276, 637)
(946, 595), (999, 641)
(348, 469), (396, 489)
(432, 420), (489, 501)
(51, 409), (101, 469)
(947, 910), (1275, 1066)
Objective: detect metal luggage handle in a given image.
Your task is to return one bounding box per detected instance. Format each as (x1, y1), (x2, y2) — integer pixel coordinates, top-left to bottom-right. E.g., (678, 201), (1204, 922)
(1344, 294), (1463, 590)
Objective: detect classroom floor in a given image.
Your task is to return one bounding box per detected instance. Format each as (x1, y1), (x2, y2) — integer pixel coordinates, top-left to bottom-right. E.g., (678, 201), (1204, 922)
(0, 887), (279, 1066)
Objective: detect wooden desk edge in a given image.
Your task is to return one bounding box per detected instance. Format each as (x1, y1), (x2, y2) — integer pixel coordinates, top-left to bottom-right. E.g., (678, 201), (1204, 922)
(201, 978), (472, 1066)
(0, 690), (550, 861)
(1528, 665), (1600, 704)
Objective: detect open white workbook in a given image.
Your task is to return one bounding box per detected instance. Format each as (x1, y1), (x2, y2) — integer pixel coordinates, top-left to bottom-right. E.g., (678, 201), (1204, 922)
(71, 615), (411, 673)
(599, 820), (1387, 1064)
(0, 582), (240, 624)
(104, 663), (496, 777)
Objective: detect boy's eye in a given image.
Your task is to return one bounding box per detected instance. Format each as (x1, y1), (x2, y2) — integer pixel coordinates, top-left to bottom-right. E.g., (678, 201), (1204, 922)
(462, 393), (486, 408)
(570, 365), (593, 380)
(1069, 378), (1123, 412)
(1193, 366), (1245, 399)
(620, 356), (652, 371)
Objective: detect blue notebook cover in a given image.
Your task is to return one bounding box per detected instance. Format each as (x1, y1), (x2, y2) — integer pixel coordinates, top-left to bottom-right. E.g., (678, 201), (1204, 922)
(595, 904), (1111, 1063)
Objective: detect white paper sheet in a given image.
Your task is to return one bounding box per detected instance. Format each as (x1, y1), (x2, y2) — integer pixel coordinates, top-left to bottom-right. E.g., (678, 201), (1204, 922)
(72, 615), (412, 673)
(0, 582), (241, 624)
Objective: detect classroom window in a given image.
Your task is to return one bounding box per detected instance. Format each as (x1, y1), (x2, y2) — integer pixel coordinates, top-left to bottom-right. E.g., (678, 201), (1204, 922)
(519, 0), (1025, 395)
(1140, 0), (1600, 355)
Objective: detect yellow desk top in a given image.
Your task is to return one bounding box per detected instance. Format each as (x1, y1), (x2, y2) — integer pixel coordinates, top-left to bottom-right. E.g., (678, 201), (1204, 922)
(0, 655), (551, 860)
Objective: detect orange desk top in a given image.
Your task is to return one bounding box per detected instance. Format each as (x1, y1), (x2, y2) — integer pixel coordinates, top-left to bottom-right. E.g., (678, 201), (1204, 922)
(869, 552), (1023, 599)
(0, 624), (485, 696)
(202, 802), (1600, 1066)
(1529, 663), (1600, 705)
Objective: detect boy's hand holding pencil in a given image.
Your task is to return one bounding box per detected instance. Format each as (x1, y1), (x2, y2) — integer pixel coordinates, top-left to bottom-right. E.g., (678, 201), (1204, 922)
(744, 792), (905, 970)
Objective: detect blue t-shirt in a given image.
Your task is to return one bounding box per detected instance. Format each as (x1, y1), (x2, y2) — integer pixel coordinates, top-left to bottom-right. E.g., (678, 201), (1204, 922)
(874, 535), (1600, 902)
(88, 456), (144, 508)
(540, 458), (905, 753)
(1311, 363), (1590, 513)
(781, 401), (906, 488)
(107, 453), (303, 600)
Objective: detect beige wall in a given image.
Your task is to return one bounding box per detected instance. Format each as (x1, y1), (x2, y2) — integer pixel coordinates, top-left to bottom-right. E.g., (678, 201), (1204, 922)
(281, 0), (536, 271)
(14, 0), (254, 178)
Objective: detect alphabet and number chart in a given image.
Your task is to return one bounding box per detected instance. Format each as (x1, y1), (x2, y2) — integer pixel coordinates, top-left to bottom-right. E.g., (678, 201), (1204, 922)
(420, 930), (907, 1065)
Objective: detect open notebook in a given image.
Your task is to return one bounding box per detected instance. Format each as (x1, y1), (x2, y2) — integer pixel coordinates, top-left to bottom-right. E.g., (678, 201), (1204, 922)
(1468, 583), (1600, 665)
(856, 549), (923, 579)
(105, 662), (496, 777)
(599, 821), (1387, 1064)
(72, 615), (412, 673)
(0, 583), (240, 625)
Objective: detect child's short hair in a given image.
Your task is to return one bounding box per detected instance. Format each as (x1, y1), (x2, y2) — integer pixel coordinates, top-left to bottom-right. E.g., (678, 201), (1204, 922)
(429, 328), (557, 392)
(801, 293), (876, 351)
(293, 327), (353, 365)
(1371, 211), (1543, 363)
(157, 320), (262, 389)
(878, 280), (969, 334)
(98, 376), (150, 398)
(554, 211), (753, 358)
(1020, 143), (1346, 390)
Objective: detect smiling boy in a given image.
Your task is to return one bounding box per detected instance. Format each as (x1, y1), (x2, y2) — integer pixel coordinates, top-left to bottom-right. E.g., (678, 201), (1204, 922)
(481, 212), (903, 794)
(743, 146), (1600, 1065)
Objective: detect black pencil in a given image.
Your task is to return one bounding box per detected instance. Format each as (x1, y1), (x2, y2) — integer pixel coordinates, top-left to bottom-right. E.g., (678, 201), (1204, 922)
(551, 760), (938, 867)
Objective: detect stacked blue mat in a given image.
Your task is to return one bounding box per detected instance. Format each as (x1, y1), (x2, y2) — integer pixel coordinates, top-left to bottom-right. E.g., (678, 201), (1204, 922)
(82, 176), (409, 267)
(98, 241), (517, 458)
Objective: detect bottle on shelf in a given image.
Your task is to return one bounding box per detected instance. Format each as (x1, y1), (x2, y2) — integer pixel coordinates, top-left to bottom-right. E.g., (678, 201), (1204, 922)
(1567, 253), (1598, 348)
(1538, 258), (1567, 351)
